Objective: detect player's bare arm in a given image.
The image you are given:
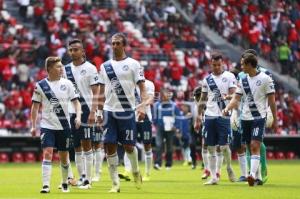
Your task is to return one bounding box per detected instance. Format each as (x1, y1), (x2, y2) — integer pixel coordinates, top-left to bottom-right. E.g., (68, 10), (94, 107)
(88, 84), (100, 126)
(137, 81), (147, 121)
(72, 99), (82, 129)
(223, 93), (241, 116)
(267, 93), (277, 130)
(194, 92), (208, 131)
(97, 84), (105, 126)
(30, 102), (40, 137)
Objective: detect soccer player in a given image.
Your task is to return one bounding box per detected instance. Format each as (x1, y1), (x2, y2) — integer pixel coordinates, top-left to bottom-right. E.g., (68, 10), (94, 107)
(64, 39), (100, 189)
(30, 57), (81, 193)
(98, 33), (147, 193)
(232, 49), (272, 183)
(119, 79), (155, 181)
(223, 53), (277, 186)
(193, 86), (210, 177)
(195, 52), (236, 185)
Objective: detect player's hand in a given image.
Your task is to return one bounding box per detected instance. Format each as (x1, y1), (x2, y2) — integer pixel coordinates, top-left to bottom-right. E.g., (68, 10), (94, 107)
(88, 112), (96, 126)
(136, 103), (146, 121)
(74, 117), (81, 129)
(271, 119), (278, 132)
(222, 108), (230, 116)
(30, 127), (37, 137)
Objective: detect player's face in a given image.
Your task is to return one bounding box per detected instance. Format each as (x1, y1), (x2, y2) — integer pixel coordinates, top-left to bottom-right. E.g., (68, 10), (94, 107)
(49, 62), (63, 78)
(68, 43), (84, 61)
(241, 58), (250, 73)
(211, 59), (223, 74)
(111, 36), (125, 57)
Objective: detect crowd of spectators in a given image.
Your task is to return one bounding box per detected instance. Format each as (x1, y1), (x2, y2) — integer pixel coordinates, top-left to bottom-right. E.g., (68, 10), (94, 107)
(180, 0), (300, 85)
(0, 0), (299, 135)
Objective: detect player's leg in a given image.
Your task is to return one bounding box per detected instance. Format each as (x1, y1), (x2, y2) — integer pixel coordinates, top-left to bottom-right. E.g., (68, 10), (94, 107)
(201, 126), (210, 179)
(56, 129), (73, 192)
(78, 126), (93, 189)
(154, 126), (163, 170)
(40, 128), (55, 193)
(203, 117), (218, 185)
(260, 142), (268, 183)
(247, 119), (265, 186)
(119, 111), (142, 189)
(232, 130), (248, 181)
(141, 118), (153, 180)
(190, 132), (197, 169)
(216, 145), (223, 180)
(165, 129), (174, 169)
(92, 126), (105, 182)
(103, 111), (120, 193)
(217, 117), (236, 182)
(70, 114), (85, 185)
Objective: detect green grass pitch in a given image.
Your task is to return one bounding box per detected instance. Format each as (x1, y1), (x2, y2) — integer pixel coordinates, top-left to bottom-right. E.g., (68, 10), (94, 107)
(0, 160), (299, 199)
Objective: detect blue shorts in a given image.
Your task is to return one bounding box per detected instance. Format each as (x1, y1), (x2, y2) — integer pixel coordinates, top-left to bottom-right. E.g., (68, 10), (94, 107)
(92, 125), (103, 143)
(103, 110), (136, 145)
(70, 113), (93, 148)
(241, 118), (265, 144)
(136, 116), (152, 144)
(204, 116), (231, 146)
(231, 130), (245, 150)
(40, 128), (71, 151)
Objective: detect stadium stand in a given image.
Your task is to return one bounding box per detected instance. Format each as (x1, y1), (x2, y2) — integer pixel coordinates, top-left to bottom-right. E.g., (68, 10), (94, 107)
(0, 0), (299, 161)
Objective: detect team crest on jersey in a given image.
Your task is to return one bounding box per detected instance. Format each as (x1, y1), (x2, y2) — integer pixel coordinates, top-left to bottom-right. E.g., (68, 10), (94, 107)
(222, 77), (227, 82)
(256, 80), (262, 86)
(80, 70), (87, 76)
(60, 85), (67, 91)
(122, 65), (129, 71)
(102, 128), (108, 136)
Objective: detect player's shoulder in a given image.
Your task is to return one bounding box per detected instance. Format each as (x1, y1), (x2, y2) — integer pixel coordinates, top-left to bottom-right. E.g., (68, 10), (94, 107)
(83, 61), (96, 70)
(259, 71), (272, 82)
(223, 71), (235, 78)
(60, 77), (73, 86)
(145, 79), (154, 87)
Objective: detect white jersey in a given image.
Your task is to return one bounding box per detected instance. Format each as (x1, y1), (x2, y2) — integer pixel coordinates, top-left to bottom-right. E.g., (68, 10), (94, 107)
(32, 78), (78, 130)
(202, 71), (236, 117)
(99, 57), (145, 112)
(63, 61), (100, 113)
(135, 79), (155, 121)
(236, 72), (275, 120)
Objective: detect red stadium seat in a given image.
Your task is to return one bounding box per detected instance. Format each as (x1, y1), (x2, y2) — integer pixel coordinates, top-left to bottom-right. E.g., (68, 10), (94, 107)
(24, 152), (36, 163)
(267, 151), (275, 160)
(286, 151), (296, 160)
(0, 152), (9, 163)
(12, 152), (24, 163)
(275, 151), (286, 160)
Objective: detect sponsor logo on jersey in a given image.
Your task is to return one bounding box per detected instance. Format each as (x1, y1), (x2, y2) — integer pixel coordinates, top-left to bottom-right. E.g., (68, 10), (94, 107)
(50, 97), (60, 108)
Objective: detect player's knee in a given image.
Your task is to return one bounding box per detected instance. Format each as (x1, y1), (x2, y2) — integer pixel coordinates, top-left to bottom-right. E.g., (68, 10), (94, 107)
(124, 144), (134, 153)
(144, 144), (152, 152)
(207, 146), (216, 154)
(250, 141), (260, 154)
(219, 145), (227, 152)
(43, 148), (53, 160)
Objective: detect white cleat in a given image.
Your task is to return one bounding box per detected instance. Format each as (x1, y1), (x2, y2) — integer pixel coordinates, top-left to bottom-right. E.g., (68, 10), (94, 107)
(108, 183), (120, 193)
(61, 183), (70, 193)
(133, 171), (142, 189)
(203, 178), (218, 185)
(227, 167), (236, 182)
(40, 185), (50, 193)
(78, 180), (91, 189)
